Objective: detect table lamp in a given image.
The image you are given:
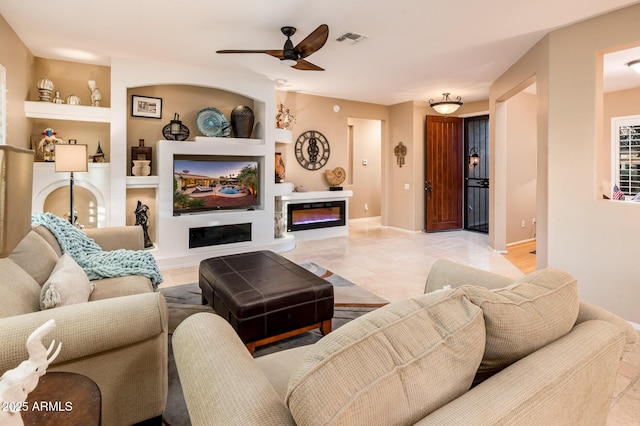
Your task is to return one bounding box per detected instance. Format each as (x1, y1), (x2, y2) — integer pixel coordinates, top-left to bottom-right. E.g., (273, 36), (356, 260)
(55, 143), (88, 225)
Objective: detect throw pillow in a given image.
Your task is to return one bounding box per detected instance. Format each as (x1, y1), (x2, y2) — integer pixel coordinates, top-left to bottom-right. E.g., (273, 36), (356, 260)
(286, 288), (485, 426)
(40, 254), (95, 310)
(461, 267), (579, 380)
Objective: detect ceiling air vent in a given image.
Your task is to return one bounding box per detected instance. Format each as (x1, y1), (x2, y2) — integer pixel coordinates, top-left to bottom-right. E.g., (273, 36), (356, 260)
(336, 32), (366, 43)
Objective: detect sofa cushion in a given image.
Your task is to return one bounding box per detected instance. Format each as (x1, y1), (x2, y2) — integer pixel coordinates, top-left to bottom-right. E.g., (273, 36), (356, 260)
(32, 225), (63, 257)
(40, 254), (94, 309)
(285, 288), (485, 426)
(0, 258), (41, 318)
(8, 230), (59, 286)
(462, 267), (579, 379)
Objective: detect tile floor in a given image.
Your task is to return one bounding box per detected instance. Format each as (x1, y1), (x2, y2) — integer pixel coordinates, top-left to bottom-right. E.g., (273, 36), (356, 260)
(159, 217), (640, 424)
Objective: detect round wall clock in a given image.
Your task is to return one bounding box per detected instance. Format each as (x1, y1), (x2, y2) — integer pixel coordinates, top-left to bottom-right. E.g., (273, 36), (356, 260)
(295, 130), (330, 170)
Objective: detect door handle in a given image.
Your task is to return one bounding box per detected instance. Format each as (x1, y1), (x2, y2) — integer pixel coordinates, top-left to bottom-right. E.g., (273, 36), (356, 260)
(425, 180), (432, 200)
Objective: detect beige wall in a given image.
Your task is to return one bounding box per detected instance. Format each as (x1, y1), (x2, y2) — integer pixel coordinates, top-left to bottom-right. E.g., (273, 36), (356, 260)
(348, 117), (381, 218)
(0, 14), (33, 148)
(492, 4), (640, 323)
(275, 91), (389, 215)
(506, 91), (537, 244)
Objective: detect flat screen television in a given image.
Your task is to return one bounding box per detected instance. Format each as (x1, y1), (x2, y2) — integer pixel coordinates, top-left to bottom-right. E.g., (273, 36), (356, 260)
(173, 155), (260, 215)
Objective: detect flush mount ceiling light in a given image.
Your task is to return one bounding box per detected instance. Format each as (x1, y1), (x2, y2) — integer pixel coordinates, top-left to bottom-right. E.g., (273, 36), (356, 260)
(627, 59), (640, 74)
(429, 93), (463, 115)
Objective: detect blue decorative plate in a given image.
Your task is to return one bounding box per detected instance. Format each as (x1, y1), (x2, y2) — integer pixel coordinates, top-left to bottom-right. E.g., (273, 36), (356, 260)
(196, 107), (231, 137)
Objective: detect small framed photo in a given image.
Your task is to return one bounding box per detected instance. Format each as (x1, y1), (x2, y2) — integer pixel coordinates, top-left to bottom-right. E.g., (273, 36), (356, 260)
(131, 95), (162, 119)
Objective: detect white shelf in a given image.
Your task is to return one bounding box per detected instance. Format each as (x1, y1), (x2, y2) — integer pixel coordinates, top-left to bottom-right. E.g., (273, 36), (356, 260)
(193, 136), (263, 145)
(282, 190), (353, 201)
(274, 128), (293, 143)
(126, 176), (159, 188)
(24, 101), (111, 123)
(273, 182), (294, 196)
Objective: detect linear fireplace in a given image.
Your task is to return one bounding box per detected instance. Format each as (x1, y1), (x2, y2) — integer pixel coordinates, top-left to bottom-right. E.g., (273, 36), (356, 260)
(287, 200), (346, 232)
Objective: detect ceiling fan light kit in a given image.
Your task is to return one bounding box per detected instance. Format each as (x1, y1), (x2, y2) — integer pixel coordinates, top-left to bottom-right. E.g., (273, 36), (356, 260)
(429, 93), (463, 115)
(217, 24), (329, 71)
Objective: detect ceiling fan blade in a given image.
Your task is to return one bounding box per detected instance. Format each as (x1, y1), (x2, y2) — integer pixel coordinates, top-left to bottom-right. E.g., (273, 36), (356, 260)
(294, 24), (329, 58)
(216, 49), (285, 60)
(217, 49), (270, 54)
(292, 59), (325, 71)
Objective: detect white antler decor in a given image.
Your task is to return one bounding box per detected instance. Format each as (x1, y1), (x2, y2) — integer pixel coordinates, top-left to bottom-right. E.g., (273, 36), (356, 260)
(0, 319), (62, 425)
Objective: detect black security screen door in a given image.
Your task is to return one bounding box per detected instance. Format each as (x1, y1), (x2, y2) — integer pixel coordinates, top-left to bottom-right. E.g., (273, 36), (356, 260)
(464, 115), (489, 233)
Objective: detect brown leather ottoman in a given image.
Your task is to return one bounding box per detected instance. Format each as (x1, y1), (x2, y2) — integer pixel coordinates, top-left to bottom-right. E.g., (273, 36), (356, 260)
(199, 250), (334, 353)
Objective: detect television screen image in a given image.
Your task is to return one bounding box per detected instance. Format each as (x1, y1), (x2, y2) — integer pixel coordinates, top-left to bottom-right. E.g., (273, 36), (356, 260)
(173, 156), (259, 214)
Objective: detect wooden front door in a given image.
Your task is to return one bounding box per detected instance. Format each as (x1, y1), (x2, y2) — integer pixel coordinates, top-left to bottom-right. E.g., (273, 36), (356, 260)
(425, 115), (463, 231)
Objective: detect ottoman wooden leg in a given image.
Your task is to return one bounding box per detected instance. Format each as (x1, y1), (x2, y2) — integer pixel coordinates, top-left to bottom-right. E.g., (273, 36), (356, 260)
(320, 319), (332, 336)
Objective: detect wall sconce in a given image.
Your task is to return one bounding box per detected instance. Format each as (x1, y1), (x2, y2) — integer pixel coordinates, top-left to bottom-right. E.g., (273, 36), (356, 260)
(429, 93), (463, 115)
(469, 147), (480, 167)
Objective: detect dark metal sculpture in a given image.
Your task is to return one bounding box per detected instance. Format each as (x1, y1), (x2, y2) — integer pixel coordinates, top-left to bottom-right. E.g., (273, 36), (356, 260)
(135, 200), (154, 249)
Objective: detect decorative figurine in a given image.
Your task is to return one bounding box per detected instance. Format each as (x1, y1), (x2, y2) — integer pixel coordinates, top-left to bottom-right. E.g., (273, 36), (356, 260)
(88, 80), (102, 107)
(52, 91), (64, 104)
(276, 103), (296, 129)
(37, 128), (66, 162)
(0, 319), (62, 426)
(135, 200), (154, 249)
(66, 95), (81, 105)
(325, 167), (346, 191)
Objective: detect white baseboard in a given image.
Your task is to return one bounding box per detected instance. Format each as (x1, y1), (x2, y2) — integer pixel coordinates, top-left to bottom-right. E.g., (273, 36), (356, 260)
(506, 238), (536, 247)
(629, 321), (640, 331)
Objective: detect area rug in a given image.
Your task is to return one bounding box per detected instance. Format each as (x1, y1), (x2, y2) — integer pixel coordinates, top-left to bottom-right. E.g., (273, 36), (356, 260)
(159, 265), (388, 426)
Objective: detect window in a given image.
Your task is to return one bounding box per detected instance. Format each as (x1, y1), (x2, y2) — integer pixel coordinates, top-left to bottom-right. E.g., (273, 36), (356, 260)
(612, 115), (640, 197)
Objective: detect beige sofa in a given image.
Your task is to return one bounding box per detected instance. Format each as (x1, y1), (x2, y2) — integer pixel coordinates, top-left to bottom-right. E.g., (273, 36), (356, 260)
(0, 224), (168, 426)
(173, 259), (637, 426)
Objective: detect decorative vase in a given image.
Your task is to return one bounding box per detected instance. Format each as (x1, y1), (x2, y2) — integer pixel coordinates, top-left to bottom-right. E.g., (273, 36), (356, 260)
(275, 152), (286, 183)
(132, 160), (151, 176)
(230, 105), (254, 138)
(274, 212), (286, 238)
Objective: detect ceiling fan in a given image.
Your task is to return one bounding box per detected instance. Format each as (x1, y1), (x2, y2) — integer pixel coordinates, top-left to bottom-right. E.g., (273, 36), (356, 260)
(217, 24), (329, 71)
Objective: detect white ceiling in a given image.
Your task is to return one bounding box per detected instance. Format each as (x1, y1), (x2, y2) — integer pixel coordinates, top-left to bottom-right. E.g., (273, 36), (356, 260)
(2, 0), (640, 105)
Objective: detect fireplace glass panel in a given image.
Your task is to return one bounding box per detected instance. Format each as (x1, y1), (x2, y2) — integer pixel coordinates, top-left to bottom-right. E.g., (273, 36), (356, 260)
(287, 201), (346, 232)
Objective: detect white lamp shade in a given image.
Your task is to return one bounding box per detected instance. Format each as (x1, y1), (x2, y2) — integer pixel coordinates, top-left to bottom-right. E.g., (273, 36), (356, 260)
(55, 144), (88, 172)
(431, 103), (462, 115)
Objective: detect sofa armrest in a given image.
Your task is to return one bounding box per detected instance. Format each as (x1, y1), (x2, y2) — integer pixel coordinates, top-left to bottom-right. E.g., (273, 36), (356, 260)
(419, 320), (627, 425)
(173, 313), (295, 426)
(0, 292), (167, 372)
(84, 226), (144, 251)
(577, 300), (638, 358)
(424, 259), (517, 294)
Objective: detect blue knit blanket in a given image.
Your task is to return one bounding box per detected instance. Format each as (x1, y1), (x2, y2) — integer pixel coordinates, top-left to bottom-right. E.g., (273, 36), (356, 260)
(32, 212), (163, 289)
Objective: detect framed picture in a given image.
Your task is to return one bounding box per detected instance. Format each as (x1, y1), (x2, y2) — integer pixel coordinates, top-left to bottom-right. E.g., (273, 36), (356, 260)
(131, 95), (162, 119)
